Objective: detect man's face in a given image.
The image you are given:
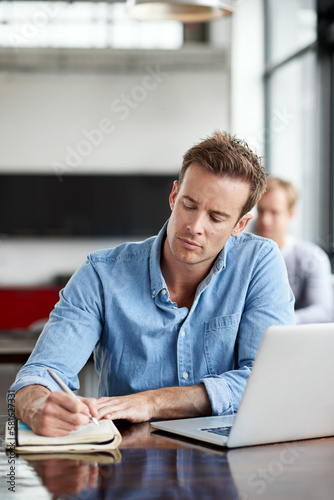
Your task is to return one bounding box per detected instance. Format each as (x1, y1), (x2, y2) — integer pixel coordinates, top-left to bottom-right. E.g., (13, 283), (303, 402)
(256, 188), (294, 244)
(165, 162), (252, 271)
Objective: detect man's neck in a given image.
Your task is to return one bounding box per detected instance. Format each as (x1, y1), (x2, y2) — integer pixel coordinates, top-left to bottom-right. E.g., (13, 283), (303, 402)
(277, 234), (287, 250)
(160, 239), (213, 309)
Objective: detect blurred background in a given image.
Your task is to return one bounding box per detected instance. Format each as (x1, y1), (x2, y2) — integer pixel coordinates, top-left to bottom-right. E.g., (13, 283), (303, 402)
(0, 0), (333, 409)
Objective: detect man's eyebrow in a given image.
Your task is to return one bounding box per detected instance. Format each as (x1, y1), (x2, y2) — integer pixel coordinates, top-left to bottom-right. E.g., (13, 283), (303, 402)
(182, 195), (232, 219)
(183, 195), (198, 205)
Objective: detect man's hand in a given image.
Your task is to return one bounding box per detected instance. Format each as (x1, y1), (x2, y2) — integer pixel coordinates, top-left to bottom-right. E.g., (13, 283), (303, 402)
(95, 384), (212, 423)
(96, 391), (155, 423)
(15, 385), (99, 437)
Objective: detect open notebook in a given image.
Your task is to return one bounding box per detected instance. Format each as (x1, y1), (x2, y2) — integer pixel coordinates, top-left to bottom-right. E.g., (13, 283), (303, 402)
(5, 418), (122, 454)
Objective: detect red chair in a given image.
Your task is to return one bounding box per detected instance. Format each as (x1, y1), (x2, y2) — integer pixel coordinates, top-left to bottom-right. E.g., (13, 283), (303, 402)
(0, 286), (63, 331)
(0, 286), (63, 363)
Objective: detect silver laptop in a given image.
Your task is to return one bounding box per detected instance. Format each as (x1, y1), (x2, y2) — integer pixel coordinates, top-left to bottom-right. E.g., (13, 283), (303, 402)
(151, 323), (334, 448)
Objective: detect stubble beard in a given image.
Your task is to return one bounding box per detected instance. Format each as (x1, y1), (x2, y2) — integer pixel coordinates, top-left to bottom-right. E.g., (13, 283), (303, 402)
(167, 236), (215, 268)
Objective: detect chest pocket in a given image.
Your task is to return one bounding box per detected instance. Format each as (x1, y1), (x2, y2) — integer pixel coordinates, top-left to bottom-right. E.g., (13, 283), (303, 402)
(204, 313), (241, 375)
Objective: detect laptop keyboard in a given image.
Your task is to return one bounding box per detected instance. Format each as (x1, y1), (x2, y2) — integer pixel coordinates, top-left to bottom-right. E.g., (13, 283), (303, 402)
(200, 426), (232, 437)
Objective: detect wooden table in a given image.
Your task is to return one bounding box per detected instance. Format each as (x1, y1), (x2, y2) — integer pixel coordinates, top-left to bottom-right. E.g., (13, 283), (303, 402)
(1, 416), (334, 499)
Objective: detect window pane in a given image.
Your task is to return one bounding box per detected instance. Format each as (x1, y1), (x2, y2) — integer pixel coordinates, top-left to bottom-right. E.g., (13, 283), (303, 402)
(266, 0), (316, 65)
(267, 51), (319, 242)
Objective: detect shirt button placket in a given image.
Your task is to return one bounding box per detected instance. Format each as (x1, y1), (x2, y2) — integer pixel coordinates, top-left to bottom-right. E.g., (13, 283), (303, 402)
(178, 327), (191, 385)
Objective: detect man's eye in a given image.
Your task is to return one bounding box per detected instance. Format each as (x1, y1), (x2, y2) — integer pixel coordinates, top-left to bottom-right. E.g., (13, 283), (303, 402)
(210, 215), (222, 223)
(184, 204), (195, 210)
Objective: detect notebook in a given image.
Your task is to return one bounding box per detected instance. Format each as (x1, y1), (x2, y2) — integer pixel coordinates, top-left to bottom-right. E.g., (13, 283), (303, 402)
(151, 323), (334, 448)
(5, 418), (122, 454)
(17, 450), (122, 464)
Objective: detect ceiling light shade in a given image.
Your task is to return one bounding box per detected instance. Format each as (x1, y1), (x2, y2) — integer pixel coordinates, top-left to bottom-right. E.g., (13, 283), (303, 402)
(126, 0), (233, 22)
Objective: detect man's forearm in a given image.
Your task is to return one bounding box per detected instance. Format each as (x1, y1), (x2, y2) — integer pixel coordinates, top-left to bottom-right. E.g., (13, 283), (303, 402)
(152, 384), (212, 419)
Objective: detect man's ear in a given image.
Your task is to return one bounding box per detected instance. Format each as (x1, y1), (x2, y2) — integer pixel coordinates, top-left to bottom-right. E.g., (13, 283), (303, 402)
(231, 213), (253, 237)
(169, 181), (179, 211)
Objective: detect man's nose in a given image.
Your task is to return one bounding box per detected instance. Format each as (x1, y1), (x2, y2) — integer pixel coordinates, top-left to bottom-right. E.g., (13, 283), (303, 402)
(187, 212), (204, 234)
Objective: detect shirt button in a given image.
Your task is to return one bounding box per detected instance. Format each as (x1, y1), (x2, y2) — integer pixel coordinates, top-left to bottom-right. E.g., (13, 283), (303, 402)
(180, 330), (185, 338)
(161, 289), (166, 295)
(182, 372), (188, 380)
(152, 290), (156, 296)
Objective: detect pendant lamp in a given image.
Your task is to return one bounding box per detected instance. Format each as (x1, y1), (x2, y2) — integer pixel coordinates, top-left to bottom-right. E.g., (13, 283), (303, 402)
(126, 0), (233, 22)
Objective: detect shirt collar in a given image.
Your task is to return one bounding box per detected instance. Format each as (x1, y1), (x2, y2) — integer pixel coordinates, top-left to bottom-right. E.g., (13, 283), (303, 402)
(149, 221), (169, 298)
(212, 242), (227, 274)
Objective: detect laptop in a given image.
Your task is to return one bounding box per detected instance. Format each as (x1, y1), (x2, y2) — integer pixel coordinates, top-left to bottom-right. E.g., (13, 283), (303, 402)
(151, 323), (334, 448)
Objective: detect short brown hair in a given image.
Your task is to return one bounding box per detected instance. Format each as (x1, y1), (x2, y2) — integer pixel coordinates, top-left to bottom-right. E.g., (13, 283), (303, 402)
(265, 177), (299, 210)
(179, 130), (267, 218)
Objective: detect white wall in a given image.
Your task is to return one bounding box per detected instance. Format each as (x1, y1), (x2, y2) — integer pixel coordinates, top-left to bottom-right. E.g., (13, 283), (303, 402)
(0, 236), (132, 286)
(230, 0), (265, 157)
(0, 48), (230, 174)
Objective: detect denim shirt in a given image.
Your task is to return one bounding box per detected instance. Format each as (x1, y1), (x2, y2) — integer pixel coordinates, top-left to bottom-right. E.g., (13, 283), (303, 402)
(9, 222), (295, 415)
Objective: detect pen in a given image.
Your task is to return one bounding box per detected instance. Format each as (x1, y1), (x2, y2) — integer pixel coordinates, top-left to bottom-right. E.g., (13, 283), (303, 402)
(47, 368), (99, 426)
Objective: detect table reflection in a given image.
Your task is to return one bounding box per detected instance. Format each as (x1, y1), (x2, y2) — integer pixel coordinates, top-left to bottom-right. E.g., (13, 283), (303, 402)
(24, 447), (237, 500)
(28, 457), (99, 496)
(5, 419), (334, 500)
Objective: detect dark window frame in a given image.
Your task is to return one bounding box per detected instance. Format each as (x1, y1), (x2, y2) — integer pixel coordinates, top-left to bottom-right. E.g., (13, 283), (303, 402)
(263, 0), (334, 266)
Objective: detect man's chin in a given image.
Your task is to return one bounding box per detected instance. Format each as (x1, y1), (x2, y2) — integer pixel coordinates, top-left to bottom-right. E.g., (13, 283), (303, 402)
(173, 251), (213, 267)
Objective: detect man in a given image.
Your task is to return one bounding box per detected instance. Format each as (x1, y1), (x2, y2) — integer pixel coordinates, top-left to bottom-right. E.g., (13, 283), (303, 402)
(9, 132), (294, 437)
(256, 177), (333, 324)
